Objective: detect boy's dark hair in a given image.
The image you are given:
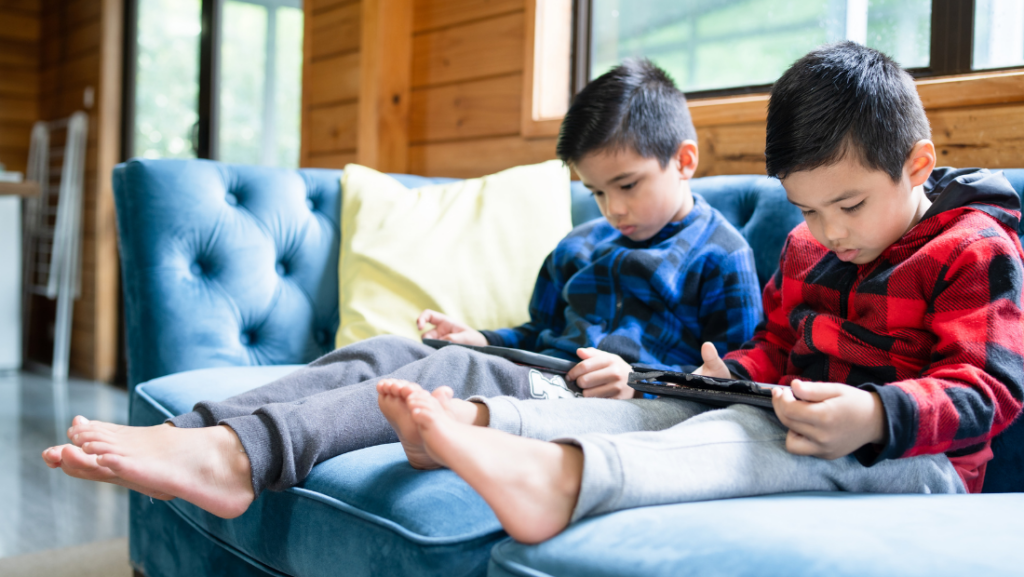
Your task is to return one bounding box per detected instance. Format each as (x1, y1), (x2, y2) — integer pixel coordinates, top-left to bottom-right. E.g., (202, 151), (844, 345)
(557, 59), (696, 168)
(765, 42), (930, 182)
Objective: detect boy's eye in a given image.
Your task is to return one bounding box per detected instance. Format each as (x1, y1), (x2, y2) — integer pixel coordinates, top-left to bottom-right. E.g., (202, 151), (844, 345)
(801, 209), (816, 217)
(841, 200), (865, 213)
(620, 181), (637, 191)
(591, 190), (604, 197)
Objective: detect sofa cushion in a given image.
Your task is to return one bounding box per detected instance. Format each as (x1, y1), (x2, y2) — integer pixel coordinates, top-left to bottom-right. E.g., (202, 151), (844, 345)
(336, 162), (572, 347)
(132, 366), (506, 577)
(488, 493), (1024, 577)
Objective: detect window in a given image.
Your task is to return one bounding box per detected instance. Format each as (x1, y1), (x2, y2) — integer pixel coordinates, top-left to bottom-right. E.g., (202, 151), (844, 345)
(125, 0), (303, 167)
(578, 0), (1021, 96)
(974, 0), (1024, 70)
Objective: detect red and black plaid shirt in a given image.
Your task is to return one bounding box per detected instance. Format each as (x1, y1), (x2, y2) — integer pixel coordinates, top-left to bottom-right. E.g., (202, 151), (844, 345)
(724, 168), (1024, 492)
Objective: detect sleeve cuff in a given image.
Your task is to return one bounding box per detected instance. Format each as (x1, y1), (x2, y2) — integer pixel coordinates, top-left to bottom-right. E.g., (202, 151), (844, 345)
(479, 330), (503, 346)
(723, 359), (752, 380)
(854, 383), (918, 466)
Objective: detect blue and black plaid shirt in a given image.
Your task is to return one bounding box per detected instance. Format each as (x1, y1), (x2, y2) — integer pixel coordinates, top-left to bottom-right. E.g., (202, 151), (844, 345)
(481, 194), (763, 370)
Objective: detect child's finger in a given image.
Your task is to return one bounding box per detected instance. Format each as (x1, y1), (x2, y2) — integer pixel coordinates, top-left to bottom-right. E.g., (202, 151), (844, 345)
(567, 353), (603, 382)
(784, 430), (821, 456)
(790, 379), (845, 402)
(575, 366), (621, 390)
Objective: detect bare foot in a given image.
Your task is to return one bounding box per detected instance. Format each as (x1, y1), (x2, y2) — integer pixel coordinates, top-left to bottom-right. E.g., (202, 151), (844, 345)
(377, 379), (489, 470)
(378, 379), (444, 470)
(42, 444), (174, 500)
(404, 387), (583, 544)
(56, 419), (255, 519)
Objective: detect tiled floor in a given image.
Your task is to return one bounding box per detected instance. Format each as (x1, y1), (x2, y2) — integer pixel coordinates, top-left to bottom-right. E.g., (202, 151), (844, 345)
(0, 370), (129, 559)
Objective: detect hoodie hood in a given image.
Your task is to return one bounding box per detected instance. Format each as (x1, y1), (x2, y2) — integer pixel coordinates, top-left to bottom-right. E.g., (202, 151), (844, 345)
(921, 167), (1022, 234)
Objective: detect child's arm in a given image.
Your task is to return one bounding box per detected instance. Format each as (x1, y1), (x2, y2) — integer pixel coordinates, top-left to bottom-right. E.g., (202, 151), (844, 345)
(697, 345), (887, 459)
(696, 247), (763, 360)
(721, 239), (800, 383)
(847, 237), (1024, 465)
(479, 251), (568, 351)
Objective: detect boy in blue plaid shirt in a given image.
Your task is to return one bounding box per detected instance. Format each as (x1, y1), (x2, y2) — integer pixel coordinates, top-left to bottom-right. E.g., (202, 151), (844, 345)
(44, 59), (761, 519)
(421, 59), (762, 381)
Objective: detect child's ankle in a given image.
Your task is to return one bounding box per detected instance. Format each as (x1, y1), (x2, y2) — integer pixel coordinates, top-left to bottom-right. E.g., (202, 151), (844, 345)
(447, 399), (489, 427)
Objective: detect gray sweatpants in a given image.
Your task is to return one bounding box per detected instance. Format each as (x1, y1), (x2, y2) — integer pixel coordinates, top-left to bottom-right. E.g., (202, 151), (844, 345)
(169, 335), (573, 496)
(472, 396), (966, 522)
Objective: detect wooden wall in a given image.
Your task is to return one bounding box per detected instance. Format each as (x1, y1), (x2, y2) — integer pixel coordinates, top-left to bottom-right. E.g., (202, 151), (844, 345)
(405, 0), (557, 177)
(0, 0), (41, 175)
(301, 0), (560, 177)
(300, 0), (361, 168)
(687, 71), (1024, 177)
(301, 0), (1024, 180)
(32, 0), (122, 381)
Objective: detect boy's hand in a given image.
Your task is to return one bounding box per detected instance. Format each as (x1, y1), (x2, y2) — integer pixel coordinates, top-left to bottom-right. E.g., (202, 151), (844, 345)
(692, 342), (731, 379)
(416, 309), (488, 346)
(772, 379), (887, 460)
(566, 348), (634, 399)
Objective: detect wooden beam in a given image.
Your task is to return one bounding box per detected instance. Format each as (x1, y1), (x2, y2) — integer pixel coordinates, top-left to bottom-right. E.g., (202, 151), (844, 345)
(357, 0), (412, 172)
(91, 0), (123, 382)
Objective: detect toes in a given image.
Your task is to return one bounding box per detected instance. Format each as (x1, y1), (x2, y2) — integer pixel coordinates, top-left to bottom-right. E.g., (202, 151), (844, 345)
(58, 445), (119, 483)
(42, 446), (66, 468)
(432, 386), (455, 401)
(71, 430), (113, 447)
(80, 441), (118, 456)
(72, 415), (90, 426)
(95, 453), (125, 472)
(398, 382), (425, 399)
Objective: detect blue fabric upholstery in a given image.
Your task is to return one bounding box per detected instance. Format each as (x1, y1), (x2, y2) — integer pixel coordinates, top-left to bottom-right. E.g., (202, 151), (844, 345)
(488, 493), (1024, 577)
(130, 367), (504, 577)
(113, 160), (1024, 577)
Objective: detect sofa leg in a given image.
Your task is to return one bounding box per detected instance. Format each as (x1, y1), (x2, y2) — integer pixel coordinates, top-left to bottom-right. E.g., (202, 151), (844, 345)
(133, 570), (147, 577)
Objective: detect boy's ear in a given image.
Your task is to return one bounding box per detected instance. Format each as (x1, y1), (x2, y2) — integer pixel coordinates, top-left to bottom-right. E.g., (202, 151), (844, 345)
(905, 140), (936, 188)
(675, 140), (699, 180)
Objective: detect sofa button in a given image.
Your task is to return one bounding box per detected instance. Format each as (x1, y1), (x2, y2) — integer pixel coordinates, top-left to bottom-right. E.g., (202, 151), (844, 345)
(306, 198), (316, 211)
(240, 331), (253, 345)
(275, 262), (287, 276)
(317, 329), (330, 345)
(225, 193), (238, 206)
(189, 262), (203, 276)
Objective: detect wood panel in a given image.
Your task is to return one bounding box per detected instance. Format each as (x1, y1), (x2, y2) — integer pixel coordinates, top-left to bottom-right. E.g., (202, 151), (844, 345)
(408, 134), (556, 178)
(0, 0), (38, 174)
(411, 11), (523, 88)
(0, 0), (42, 11)
(306, 150), (358, 168)
(311, 1), (360, 61)
(0, 9), (41, 41)
(308, 102), (359, 153)
(357, 0), (412, 171)
(307, 51), (361, 106)
(929, 103), (1024, 169)
(22, 0), (121, 381)
(413, 0), (521, 33)
(0, 67), (38, 97)
(409, 73), (520, 142)
(309, 0), (355, 15)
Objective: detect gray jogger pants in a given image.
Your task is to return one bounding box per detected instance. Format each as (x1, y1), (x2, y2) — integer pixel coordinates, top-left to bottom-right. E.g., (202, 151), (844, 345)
(472, 396), (967, 522)
(169, 335), (570, 496)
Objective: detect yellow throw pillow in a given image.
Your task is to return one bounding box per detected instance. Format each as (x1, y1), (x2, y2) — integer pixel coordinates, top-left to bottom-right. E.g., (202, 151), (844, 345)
(336, 161), (572, 348)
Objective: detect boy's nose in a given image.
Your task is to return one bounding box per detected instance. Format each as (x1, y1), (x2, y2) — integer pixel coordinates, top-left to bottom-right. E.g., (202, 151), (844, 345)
(607, 198), (628, 217)
(823, 219), (848, 242)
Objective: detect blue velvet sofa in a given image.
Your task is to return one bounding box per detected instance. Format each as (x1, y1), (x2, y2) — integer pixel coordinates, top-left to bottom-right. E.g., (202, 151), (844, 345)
(114, 159), (1024, 577)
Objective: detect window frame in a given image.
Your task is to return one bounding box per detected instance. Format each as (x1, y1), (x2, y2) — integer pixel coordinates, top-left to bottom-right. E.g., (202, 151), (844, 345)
(572, 0), (1024, 100)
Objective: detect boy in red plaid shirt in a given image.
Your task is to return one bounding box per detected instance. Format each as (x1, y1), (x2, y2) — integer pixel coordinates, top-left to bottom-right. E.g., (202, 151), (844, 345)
(376, 42), (1024, 544)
